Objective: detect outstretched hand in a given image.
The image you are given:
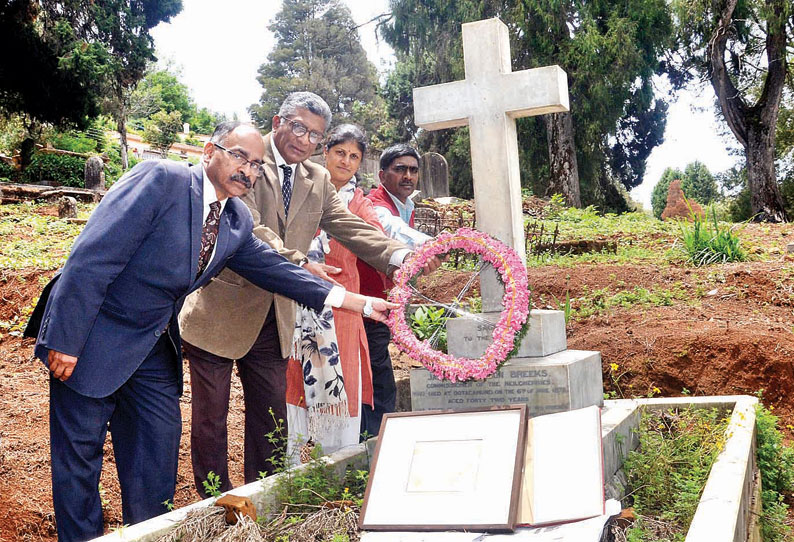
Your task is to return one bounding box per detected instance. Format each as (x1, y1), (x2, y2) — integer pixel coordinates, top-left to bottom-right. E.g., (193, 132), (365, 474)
(340, 292), (398, 324)
(48, 350), (78, 382)
(303, 261), (342, 287)
(368, 297), (399, 324)
(420, 255), (443, 276)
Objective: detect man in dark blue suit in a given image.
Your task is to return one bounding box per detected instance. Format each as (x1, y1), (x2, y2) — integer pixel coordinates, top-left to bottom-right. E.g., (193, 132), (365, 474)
(29, 122), (394, 541)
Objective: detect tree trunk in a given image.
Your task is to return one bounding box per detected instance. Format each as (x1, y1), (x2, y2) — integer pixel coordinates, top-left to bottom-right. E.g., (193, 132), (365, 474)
(707, 0), (787, 222)
(544, 112), (581, 207)
(746, 121), (786, 222)
(117, 115), (128, 171)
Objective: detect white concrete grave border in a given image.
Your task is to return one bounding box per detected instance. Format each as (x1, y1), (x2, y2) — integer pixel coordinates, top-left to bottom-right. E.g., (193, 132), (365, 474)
(89, 396), (760, 542)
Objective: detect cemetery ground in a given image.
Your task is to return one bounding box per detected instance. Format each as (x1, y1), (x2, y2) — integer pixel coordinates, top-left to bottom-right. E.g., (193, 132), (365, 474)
(3, 202), (794, 540)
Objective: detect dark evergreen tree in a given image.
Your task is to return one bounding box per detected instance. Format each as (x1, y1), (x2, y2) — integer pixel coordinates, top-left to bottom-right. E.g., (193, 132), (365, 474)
(0, 0), (182, 169)
(250, 0), (385, 140)
(682, 161), (719, 206)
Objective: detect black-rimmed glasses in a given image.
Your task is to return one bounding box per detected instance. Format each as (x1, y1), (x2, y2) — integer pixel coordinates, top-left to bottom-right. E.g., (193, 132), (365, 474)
(281, 117), (325, 145)
(214, 143), (266, 179)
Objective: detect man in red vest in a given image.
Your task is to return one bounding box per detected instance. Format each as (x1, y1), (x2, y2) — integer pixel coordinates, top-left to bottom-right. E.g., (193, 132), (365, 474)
(358, 144), (439, 436)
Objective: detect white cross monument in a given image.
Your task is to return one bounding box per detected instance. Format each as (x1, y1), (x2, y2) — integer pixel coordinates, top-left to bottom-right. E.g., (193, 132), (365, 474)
(413, 17), (569, 312)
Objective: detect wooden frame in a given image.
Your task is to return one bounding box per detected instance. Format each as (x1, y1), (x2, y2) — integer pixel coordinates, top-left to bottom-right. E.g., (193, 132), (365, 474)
(359, 405), (528, 532)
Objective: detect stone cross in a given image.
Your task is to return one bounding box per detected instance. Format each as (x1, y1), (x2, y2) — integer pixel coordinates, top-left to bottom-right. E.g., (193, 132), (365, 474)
(413, 17), (569, 311)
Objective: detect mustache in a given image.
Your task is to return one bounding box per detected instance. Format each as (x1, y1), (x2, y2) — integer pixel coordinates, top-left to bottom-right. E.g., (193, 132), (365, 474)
(231, 172), (252, 189)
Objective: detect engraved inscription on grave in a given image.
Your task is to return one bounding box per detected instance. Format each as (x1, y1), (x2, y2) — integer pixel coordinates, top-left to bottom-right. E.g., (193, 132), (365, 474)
(411, 366), (571, 415)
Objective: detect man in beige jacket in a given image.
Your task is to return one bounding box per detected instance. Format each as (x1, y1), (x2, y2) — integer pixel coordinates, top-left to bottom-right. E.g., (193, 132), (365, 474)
(179, 92), (412, 493)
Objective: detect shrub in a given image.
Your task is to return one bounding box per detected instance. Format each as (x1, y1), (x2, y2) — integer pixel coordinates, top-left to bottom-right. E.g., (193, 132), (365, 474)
(754, 402), (794, 541)
(0, 160), (14, 180)
(678, 206), (746, 266)
(727, 187), (752, 222)
(623, 407), (728, 538)
(50, 131), (99, 154)
(21, 153), (86, 187)
(408, 305), (448, 353)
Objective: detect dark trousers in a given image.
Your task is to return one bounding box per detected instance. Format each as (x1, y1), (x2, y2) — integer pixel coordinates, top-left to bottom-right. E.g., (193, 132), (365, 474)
(184, 308), (286, 495)
(360, 320), (396, 438)
(49, 335), (181, 542)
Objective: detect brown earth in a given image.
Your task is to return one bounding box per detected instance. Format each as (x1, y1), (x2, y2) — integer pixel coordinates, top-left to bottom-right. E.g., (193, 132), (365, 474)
(3, 209), (794, 540)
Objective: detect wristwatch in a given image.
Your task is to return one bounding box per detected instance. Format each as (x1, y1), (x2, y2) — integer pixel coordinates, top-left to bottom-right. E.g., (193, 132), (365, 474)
(362, 297), (374, 318)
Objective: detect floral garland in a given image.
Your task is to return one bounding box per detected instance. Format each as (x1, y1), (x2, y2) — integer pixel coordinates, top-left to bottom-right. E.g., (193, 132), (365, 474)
(387, 228), (530, 382)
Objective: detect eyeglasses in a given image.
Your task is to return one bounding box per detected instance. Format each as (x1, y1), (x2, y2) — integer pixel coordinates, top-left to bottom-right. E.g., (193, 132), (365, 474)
(213, 143), (266, 179)
(389, 164), (420, 176)
(281, 117), (325, 145)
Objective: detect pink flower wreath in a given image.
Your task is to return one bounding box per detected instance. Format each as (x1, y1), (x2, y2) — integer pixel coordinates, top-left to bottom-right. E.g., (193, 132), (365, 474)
(387, 228), (530, 382)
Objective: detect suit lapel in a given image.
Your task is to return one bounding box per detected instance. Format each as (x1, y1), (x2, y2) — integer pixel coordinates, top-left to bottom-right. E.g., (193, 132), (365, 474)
(189, 164), (203, 283)
(262, 133), (286, 231)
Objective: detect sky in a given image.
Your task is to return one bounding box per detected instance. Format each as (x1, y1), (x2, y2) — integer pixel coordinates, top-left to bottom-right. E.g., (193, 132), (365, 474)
(150, 0), (741, 210)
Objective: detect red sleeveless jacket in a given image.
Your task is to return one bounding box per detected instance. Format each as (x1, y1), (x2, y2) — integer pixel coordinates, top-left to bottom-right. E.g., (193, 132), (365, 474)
(357, 185), (415, 299)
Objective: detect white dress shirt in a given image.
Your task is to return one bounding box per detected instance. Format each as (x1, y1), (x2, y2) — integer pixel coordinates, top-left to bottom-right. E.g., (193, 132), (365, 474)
(373, 186), (431, 250)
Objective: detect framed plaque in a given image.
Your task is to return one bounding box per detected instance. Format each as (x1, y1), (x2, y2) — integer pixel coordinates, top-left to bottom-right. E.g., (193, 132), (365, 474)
(359, 405), (527, 531)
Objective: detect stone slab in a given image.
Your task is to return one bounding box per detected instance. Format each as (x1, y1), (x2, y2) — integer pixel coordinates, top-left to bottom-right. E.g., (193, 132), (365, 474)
(410, 349), (603, 415)
(447, 309), (567, 359)
(86, 396), (759, 542)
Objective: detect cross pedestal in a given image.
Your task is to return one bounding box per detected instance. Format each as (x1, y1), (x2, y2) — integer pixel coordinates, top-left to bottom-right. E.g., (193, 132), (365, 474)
(409, 18), (602, 416)
(413, 17), (568, 312)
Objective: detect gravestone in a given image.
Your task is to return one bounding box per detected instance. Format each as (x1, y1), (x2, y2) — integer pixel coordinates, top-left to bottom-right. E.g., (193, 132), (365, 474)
(413, 17), (569, 313)
(410, 18), (603, 416)
(418, 152), (449, 200)
(84, 156), (105, 191)
(58, 196), (78, 219)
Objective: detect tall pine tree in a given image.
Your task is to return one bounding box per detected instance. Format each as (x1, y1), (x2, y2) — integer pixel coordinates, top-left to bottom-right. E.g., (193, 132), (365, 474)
(250, 0), (383, 137)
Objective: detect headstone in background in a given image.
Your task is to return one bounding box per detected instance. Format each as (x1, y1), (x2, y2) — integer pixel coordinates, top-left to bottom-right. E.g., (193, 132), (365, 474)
(84, 156), (105, 191)
(418, 152), (450, 200)
(58, 196), (78, 219)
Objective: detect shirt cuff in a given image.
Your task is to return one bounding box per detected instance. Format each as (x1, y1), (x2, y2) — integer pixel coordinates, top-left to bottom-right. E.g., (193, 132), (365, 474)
(389, 248), (412, 268)
(325, 286), (346, 308)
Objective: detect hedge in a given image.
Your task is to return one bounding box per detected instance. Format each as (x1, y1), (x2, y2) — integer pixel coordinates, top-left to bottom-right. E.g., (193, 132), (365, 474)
(21, 153), (86, 188)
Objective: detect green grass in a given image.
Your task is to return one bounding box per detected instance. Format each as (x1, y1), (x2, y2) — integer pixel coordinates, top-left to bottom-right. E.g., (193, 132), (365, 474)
(0, 202), (90, 270)
(623, 407), (729, 541)
(678, 207), (747, 266)
(537, 206), (677, 240)
(528, 207), (678, 266)
(563, 283), (691, 320)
